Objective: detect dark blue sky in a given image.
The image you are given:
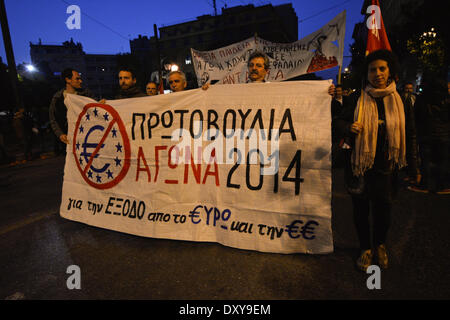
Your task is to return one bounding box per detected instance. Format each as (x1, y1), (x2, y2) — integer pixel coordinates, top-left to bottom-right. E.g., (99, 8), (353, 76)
(0, 0), (364, 81)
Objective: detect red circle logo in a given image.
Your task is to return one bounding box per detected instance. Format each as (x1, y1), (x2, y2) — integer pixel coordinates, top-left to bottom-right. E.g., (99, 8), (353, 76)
(72, 103), (131, 189)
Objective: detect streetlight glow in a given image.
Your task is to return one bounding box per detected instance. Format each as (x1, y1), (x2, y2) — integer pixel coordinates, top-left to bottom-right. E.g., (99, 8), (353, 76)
(26, 64), (36, 72)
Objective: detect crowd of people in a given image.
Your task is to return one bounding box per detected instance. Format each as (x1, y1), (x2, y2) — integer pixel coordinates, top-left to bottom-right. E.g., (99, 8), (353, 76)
(1, 49), (448, 273)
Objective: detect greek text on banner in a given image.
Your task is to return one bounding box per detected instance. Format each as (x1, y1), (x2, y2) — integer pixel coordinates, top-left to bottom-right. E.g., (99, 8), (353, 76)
(191, 11), (346, 85)
(61, 80), (333, 254)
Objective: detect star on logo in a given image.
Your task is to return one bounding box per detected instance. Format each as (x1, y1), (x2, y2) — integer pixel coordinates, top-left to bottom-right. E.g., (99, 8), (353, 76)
(74, 103), (131, 190)
(106, 169), (114, 179)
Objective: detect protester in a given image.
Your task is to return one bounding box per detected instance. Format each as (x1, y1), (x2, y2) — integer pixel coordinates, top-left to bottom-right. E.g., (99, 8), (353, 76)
(168, 70), (187, 92)
(331, 84), (347, 168)
(408, 74), (449, 194)
(49, 68), (97, 150)
(402, 82), (416, 105)
(247, 51), (269, 83)
(331, 84), (345, 120)
(150, 58), (172, 92)
(398, 81), (420, 184)
(329, 50), (420, 271)
(202, 51), (270, 90)
(116, 68), (146, 99)
(11, 108), (36, 163)
(146, 81), (158, 96)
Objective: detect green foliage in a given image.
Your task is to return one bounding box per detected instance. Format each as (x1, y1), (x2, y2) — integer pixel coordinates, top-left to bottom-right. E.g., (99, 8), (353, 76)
(407, 31), (445, 75)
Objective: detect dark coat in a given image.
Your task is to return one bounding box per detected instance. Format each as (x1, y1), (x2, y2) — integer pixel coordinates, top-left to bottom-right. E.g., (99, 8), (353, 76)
(115, 85), (146, 99)
(49, 88), (96, 138)
(334, 89), (419, 177)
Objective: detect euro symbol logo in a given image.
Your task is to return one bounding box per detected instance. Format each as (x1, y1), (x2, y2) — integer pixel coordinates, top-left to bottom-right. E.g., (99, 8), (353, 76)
(73, 103), (131, 190)
(80, 125), (109, 173)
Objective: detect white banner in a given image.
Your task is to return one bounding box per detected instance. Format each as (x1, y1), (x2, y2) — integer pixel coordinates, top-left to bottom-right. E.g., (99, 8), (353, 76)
(191, 11), (346, 86)
(61, 80), (333, 254)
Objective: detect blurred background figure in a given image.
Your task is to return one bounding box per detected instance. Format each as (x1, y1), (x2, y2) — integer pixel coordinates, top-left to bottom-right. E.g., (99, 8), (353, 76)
(146, 81), (158, 96)
(408, 74), (450, 194)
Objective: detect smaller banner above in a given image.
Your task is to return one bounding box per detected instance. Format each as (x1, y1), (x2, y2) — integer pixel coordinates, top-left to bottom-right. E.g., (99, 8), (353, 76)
(191, 11), (346, 86)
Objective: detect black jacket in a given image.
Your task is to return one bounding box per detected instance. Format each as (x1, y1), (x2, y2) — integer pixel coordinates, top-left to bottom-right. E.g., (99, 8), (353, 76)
(334, 90), (419, 175)
(115, 85), (146, 99)
(49, 88), (95, 138)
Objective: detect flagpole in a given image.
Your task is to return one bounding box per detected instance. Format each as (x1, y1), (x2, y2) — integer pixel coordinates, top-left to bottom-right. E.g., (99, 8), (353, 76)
(153, 24), (164, 94)
(357, 89), (363, 123)
(337, 65), (342, 85)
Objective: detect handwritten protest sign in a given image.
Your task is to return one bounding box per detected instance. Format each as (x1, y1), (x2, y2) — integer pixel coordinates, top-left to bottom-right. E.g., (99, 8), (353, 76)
(191, 11), (345, 86)
(61, 80), (333, 254)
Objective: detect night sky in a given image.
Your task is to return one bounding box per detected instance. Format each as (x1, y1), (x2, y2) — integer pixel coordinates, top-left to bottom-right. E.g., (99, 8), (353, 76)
(0, 0), (365, 81)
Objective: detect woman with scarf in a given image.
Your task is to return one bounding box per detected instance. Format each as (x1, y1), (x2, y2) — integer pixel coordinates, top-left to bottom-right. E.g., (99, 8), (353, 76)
(330, 50), (420, 271)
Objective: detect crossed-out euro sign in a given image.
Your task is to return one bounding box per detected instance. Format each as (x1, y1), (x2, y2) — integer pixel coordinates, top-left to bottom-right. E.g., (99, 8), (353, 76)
(72, 103), (131, 189)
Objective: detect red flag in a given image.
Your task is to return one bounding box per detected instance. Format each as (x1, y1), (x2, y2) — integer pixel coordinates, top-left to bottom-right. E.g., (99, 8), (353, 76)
(365, 0), (391, 55)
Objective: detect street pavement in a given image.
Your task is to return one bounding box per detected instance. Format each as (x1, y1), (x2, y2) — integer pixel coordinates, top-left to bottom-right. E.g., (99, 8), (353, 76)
(0, 155), (449, 300)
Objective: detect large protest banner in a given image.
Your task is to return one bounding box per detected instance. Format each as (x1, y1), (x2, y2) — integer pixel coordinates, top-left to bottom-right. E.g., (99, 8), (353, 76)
(61, 80), (333, 254)
(191, 11), (345, 86)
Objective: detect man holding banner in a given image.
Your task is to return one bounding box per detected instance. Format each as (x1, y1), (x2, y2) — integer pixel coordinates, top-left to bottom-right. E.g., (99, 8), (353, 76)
(202, 51), (270, 90)
(115, 68), (146, 99)
(192, 11), (346, 86)
(49, 68), (97, 146)
(168, 70), (188, 92)
(247, 51), (270, 83)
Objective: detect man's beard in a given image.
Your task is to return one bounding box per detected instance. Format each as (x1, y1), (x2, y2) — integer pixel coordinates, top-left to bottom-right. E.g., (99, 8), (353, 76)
(250, 72), (260, 80)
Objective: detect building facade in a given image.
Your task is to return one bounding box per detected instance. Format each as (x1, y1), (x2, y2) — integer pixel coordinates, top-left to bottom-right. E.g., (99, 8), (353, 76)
(30, 38), (118, 99)
(130, 3), (298, 89)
